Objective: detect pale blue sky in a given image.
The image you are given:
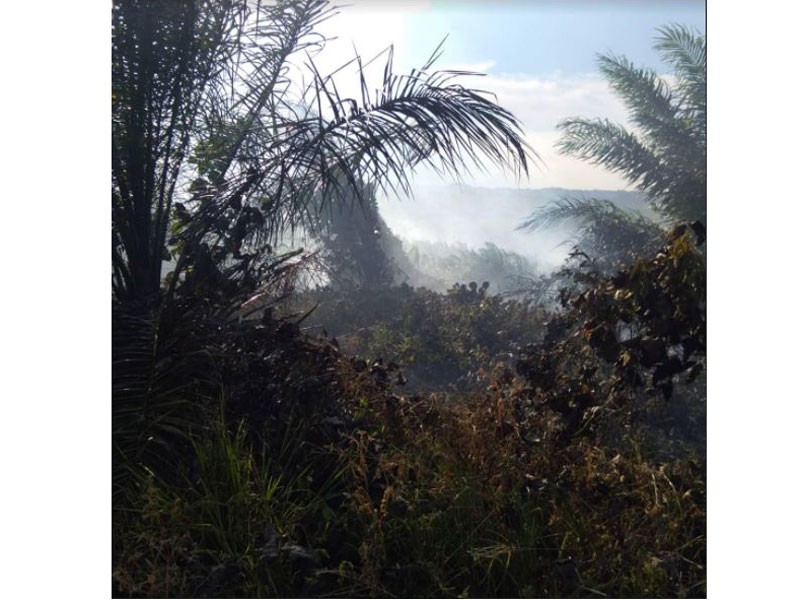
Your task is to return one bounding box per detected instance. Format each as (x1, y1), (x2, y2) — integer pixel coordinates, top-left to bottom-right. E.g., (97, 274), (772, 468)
(403, 1), (706, 77)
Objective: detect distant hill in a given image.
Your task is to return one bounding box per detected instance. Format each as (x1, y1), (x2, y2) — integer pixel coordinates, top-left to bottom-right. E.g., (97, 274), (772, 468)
(377, 184), (656, 269)
(416, 184), (655, 216)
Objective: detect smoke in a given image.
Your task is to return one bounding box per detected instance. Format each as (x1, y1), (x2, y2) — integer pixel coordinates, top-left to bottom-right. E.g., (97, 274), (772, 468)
(378, 183), (650, 273)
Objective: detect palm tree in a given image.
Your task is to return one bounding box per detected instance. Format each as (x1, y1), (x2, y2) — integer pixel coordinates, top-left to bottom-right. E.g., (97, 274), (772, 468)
(519, 24), (705, 265)
(111, 0), (535, 492)
(112, 0), (534, 308)
(312, 178), (399, 288)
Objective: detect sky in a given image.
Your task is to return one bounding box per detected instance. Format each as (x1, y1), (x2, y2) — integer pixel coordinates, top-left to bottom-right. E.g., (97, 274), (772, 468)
(313, 0), (707, 191)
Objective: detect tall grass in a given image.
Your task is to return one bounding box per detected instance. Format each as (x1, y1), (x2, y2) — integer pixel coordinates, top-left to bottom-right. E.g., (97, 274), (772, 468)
(113, 414), (347, 597)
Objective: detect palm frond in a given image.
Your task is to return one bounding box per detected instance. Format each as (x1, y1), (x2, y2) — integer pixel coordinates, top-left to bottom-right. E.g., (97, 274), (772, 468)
(596, 54), (676, 134)
(654, 25), (706, 89)
(518, 196), (651, 232)
(654, 24), (706, 135)
(518, 196), (663, 270)
(556, 118), (665, 194)
(301, 52), (535, 205)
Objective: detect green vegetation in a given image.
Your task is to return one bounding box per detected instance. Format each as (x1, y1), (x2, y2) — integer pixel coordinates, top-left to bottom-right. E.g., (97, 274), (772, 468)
(298, 280), (546, 392)
(112, 3), (705, 597)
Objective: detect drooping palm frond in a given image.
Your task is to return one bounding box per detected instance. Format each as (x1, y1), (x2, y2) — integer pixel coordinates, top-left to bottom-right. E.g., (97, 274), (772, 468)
(518, 197), (664, 270)
(556, 118), (665, 195)
(288, 45), (534, 212)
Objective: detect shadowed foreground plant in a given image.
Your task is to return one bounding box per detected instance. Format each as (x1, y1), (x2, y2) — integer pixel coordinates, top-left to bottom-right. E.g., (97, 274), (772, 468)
(112, 301), (218, 501)
(113, 417), (348, 598)
(515, 223), (706, 453)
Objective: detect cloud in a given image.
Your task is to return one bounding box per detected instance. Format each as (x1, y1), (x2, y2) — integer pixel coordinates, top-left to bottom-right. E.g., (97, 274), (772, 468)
(395, 66), (634, 190)
(433, 60), (498, 73)
(484, 72), (629, 129)
(311, 2), (430, 75)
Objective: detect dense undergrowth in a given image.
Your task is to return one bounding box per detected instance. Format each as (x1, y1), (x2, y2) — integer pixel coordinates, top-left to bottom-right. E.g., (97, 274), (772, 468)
(295, 280), (547, 393)
(113, 227), (706, 598)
